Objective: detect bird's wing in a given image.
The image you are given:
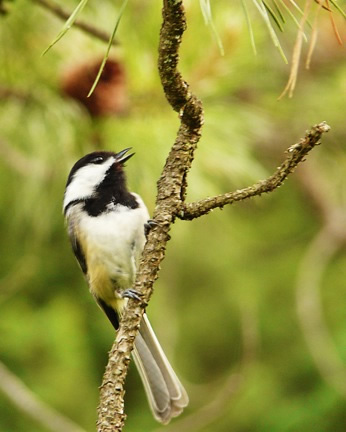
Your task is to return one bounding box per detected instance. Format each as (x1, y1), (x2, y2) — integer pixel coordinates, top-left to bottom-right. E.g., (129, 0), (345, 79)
(68, 221), (88, 275)
(94, 296), (120, 330)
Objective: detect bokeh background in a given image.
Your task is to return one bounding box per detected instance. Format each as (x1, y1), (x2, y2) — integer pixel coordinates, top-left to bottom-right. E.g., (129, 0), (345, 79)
(0, 1), (345, 431)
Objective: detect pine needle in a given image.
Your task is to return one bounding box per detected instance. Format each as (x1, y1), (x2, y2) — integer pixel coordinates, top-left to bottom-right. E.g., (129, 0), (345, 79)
(306, 1), (322, 69)
(42, 0), (89, 55)
(287, 0), (305, 15)
(199, 0), (225, 55)
(329, 0), (346, 19)
(279, 0), (313, 99)
(305, 25), (318, 69)
(251, 0), (288, 62)
(262, 0), (284, 31)
(277, 0), (308, 41)
(314, 0), (332, 12)
(240, 0), (257, 54)
(271, 0), (286, 23)
(325, 0), (343, 45)
(87, 0), (128, 97)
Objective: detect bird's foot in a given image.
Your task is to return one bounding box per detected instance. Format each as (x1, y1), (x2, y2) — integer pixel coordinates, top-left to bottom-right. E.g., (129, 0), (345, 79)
(144, 219), (158, 238)
(121, 288), (143, 302)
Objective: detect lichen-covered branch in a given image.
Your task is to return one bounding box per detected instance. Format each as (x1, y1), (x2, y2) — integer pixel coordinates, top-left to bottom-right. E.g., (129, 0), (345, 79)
(158, 0), (187, 112)
(179, 122), (330, 220)
(96, 1), (329, 430)
(157, 0), (204, 202)
(97, 1), (203, 431)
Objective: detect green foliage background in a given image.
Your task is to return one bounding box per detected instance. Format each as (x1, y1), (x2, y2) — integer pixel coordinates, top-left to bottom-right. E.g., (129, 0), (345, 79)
(0, 1), (345, 431)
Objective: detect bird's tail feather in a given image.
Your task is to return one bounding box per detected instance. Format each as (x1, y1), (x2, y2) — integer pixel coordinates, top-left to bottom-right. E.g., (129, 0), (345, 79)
(132, 313), (188, 424)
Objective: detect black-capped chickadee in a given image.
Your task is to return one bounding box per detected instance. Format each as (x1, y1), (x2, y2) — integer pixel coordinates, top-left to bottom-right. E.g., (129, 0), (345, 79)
(63, 149), (188, 424)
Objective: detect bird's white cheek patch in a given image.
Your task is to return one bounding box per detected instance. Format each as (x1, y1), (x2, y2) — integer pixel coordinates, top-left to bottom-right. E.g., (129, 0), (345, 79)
(63, 158), (115, 210)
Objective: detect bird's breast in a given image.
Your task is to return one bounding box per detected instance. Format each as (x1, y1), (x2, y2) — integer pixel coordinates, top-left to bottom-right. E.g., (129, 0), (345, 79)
(76, 203), (149, 303)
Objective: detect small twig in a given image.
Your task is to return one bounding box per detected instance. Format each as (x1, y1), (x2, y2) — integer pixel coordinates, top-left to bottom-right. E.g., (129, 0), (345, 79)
(179, 122), (330, 220)
(279, 0), (313, 99)
(32, 0), (118, 46)
(0, 361), (86, 432)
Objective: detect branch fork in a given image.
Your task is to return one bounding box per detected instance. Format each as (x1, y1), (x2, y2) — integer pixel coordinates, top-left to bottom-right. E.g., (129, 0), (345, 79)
(96, 1), (330, 430)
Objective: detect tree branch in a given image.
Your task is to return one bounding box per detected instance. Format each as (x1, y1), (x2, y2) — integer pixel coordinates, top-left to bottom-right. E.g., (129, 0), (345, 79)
(158, 0), (188, 113)
(97, 1), (203, 430)
(32, 0), (118, 46)
(180, 122), (330, 220)
(157, 0), (204, 202)
(96, 1), (330, 430)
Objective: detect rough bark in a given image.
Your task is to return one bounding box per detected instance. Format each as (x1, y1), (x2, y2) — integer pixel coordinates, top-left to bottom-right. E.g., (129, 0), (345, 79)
(96, 1), (203, 430)
(96, 1), (330, 431)
(179, 122), (330, 220)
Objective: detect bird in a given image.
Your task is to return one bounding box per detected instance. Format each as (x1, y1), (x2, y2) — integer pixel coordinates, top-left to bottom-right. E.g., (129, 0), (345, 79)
(63, 148), (188, 424)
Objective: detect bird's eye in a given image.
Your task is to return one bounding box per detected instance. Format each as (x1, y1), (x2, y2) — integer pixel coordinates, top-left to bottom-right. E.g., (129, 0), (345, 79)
(91, 156), (104, 164)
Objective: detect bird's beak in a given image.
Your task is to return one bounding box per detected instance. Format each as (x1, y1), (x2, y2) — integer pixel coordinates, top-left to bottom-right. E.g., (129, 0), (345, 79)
(115, 147), (135, 164)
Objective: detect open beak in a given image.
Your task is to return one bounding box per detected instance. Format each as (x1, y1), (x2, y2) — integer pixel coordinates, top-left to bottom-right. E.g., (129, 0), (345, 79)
(115, 147), (135, 164)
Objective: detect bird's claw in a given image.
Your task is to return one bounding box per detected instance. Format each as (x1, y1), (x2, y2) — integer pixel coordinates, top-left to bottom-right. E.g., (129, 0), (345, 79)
(122, 288), (143, 302)
(144, 219), (158, 237)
